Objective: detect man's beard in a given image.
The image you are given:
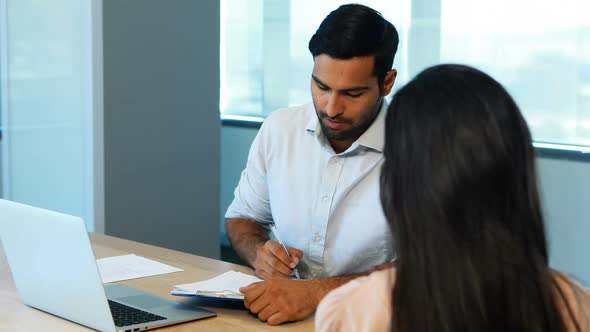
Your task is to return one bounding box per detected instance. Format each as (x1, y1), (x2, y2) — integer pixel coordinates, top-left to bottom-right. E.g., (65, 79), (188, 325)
(315, 98), (383, 141)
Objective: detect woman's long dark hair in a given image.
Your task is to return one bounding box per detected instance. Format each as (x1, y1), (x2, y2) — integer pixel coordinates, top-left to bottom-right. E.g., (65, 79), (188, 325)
(381, 64), (578, 332)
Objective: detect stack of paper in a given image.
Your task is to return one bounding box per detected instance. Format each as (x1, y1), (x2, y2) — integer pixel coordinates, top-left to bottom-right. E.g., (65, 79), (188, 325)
(97, 254), (183, 284)
(172, 270), (262, 300)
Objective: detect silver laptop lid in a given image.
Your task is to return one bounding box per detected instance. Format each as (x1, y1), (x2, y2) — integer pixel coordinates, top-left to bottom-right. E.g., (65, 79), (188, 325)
(0, 199), (116, 332)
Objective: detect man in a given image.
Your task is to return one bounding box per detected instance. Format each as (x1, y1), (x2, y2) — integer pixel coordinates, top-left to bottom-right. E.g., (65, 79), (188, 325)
(225, 4), (399, 325)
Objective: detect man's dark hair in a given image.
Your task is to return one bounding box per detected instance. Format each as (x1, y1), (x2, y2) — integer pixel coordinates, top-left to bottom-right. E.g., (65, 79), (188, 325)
(308, 4), (399, 89)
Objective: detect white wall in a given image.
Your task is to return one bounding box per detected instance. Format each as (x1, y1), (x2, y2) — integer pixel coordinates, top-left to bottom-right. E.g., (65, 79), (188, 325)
(220, 125), (259, 246)
(221, 125), (590, 284)
(538, 157), (590, 285)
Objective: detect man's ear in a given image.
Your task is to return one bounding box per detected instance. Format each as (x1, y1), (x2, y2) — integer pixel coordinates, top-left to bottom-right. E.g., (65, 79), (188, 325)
(381, 69), (397, 97)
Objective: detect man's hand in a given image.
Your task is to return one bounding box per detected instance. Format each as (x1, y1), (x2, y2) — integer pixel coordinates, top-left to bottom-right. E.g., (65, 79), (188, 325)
(240, 263), (389, 325)
(253, 240), (303, 280)
(240, 279), (320, 325)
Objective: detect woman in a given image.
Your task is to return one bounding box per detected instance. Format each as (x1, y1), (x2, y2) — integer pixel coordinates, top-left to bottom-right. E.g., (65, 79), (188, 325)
(316, 64), (590, 331)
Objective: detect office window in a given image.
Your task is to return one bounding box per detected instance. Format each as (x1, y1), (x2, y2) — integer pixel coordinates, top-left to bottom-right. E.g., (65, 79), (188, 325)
(220, 0), (411, 120)
(221, 0), (590, 148)
(0, 0), (95, 228)
(440, 0), (590, 146)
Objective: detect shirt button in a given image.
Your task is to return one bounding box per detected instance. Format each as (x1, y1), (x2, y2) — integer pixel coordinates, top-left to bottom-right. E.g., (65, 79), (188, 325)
(314, 234), (322, 242)
(321, 195), (329, 202)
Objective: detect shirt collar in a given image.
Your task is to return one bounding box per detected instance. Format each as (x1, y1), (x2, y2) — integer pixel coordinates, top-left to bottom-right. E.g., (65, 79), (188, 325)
(305, 100), (388, 154)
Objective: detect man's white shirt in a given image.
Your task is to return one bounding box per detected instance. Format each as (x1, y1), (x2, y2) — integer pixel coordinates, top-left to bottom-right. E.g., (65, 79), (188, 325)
(225, 101), (394, 279)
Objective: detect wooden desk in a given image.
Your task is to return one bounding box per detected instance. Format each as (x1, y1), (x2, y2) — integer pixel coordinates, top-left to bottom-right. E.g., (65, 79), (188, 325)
(0, 233), (314, 331)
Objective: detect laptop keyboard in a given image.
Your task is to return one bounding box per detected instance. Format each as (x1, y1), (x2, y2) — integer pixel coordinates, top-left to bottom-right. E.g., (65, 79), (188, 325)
(108, 300), (167, 327)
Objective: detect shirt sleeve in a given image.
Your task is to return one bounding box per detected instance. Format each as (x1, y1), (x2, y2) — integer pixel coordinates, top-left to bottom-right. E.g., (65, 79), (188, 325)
(224, 116), (275, 227)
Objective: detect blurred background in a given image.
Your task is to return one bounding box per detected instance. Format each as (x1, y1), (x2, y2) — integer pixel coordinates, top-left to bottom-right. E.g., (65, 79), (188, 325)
(1, 0), (588, 284)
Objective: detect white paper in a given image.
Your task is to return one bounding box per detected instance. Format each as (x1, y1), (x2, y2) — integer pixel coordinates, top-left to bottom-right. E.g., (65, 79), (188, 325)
(97, 254), (183, 284)
(173, 270), (262, 295)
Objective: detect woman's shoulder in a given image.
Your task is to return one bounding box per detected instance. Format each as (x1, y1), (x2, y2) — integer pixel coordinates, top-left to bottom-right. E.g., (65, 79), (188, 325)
(553, 272), (590, 331)
(315, 268), (396, 332)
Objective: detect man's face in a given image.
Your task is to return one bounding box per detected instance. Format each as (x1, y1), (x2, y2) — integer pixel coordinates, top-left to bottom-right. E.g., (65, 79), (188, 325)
(311, 54), (389, 143)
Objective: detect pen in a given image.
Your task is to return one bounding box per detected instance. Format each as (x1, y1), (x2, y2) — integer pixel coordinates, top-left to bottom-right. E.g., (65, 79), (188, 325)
(269, 223), (301, 280)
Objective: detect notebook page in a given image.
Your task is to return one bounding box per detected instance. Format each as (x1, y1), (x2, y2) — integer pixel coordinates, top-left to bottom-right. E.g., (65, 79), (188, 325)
(97, 254), (183, 284)
(174, 270), (262, 294)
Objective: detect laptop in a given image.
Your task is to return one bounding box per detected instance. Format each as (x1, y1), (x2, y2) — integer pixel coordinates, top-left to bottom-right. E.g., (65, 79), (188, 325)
(0, 199), (216, 332)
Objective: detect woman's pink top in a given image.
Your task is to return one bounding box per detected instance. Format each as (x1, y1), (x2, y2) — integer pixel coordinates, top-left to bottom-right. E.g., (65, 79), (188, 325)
(316, 267), (590, 332)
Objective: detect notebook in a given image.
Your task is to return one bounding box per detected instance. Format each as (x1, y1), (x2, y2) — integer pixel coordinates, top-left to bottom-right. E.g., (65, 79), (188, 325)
(171, 270), (262, 301)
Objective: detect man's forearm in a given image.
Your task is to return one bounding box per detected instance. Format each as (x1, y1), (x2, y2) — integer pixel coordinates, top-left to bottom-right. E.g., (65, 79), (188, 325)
(310, 275), (358, 303)
(226, 218), (269, 266)
(311, 261), (396, 303)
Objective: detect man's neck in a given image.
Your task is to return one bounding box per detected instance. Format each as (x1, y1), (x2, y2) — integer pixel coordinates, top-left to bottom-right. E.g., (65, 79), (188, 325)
(327, 99), (383, 154)
(330, 139), (354, 154)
